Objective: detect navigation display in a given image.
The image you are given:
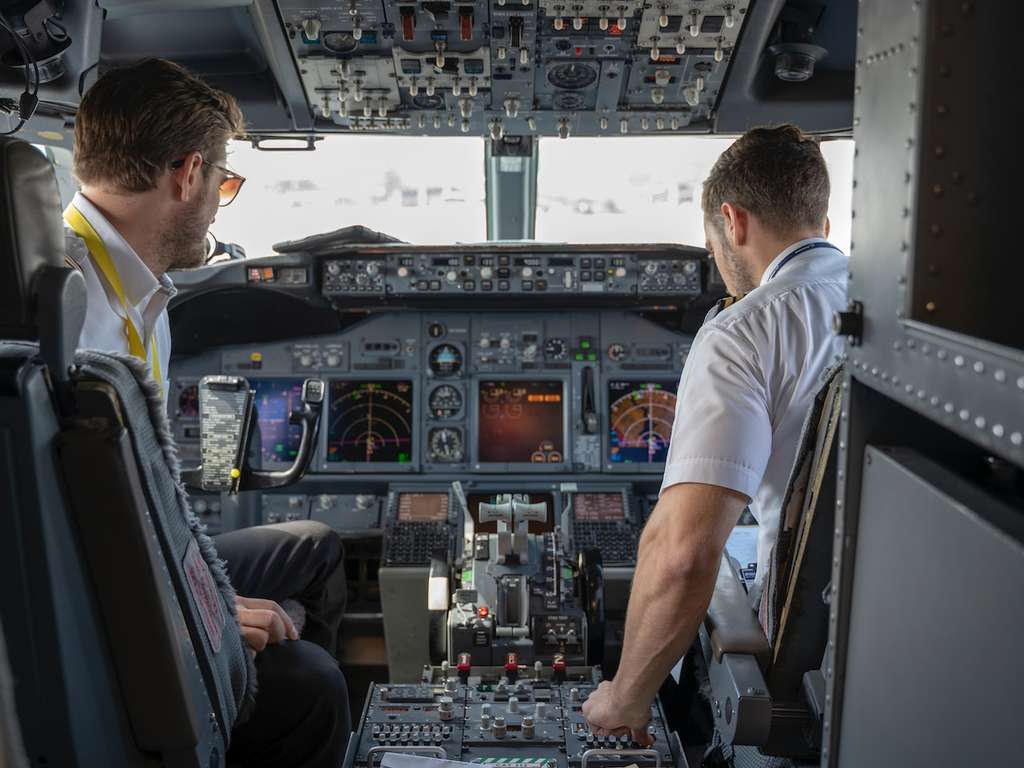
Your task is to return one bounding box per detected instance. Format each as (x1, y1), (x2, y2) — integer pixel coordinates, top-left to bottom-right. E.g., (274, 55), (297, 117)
(397, 492), (449, 522)
(327, 380), (414, 463)
(573, 492), (626, 521)
(607, 380), (679, 465)
(252, 378), (304, 465)
(477, 380), (564, 464)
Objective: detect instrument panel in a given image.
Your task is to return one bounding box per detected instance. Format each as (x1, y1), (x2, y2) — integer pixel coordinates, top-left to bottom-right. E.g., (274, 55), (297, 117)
(170, 310), (691, 476)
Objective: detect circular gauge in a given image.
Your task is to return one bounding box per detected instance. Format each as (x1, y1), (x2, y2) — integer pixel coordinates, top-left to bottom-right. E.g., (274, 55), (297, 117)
(607, 343), (628, 361)
(544, 338), (568, 360)
(322, 32), (359, 54)
(547, 62), (599, 90)
(429, 427), (464, 463)
(429, 384), (463, 418)
(177, 384), (199, 418)
(413, 94), (445, 110)
(429, 343), (463, 377)
(553, 91), (586, 110)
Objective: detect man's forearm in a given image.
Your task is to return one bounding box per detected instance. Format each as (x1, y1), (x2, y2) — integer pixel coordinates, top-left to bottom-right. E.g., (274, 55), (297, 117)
(610, 528), (721, 707)
(610, 484), (747, 709)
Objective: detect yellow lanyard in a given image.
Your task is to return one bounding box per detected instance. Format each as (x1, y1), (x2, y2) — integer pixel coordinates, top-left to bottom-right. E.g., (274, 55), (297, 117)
(63, 205), (163, 387)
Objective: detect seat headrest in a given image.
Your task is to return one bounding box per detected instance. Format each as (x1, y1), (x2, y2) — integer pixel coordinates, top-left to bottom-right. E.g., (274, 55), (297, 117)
(0, 137), (66, 341)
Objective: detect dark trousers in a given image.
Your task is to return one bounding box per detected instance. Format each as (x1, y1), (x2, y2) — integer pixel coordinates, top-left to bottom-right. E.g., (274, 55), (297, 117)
(214, 521), (351, 768)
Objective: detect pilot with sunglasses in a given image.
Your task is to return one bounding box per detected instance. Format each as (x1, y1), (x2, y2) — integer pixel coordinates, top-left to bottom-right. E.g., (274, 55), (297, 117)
(64, 59), (350, 768)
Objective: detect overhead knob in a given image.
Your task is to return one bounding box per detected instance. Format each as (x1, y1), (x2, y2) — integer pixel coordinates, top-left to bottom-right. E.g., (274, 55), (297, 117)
(319, 495), (332, 511)
(365, 261), (380, 276)
(494, 715), (507, 739)
(302, 17), (322, 41)
(499, 337), (511, 350)
(355, 494), (374, 510)
(508, 696), (519, 713)
(522, 715), (535, 739)
(481, 266), (493, 279)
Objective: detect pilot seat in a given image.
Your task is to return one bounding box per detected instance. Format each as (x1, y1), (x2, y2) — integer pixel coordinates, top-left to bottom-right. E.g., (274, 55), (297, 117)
(695, 365), (844, 768)
(0, 136), (254, 767)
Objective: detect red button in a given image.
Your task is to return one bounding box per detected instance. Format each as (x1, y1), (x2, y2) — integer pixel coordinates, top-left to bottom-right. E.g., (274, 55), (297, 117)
(478, 606), (489, 618)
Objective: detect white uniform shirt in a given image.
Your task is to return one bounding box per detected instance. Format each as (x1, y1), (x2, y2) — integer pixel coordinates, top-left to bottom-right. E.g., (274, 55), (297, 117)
(660, 239), (847, 597)
(64, 192), (176, 389)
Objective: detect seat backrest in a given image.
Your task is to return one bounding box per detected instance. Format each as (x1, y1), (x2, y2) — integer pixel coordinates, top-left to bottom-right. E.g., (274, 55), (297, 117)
(758, 364), (844, 702)
(0, 136), (251, 767)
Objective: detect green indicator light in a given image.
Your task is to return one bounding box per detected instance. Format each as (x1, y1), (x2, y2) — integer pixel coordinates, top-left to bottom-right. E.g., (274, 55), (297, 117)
(581, 340), (591, 349)
(575, 353), (584, 361)
(587, 353), (597, 361)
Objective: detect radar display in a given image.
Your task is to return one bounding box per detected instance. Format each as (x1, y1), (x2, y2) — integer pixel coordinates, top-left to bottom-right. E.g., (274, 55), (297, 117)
(607, 380), (678, 465)
(252, 379), (305, 465)
(327, 380), (414, 464)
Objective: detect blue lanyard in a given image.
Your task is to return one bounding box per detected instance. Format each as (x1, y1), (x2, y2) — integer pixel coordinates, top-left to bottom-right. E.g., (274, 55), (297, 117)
(767, 240), (843, 282)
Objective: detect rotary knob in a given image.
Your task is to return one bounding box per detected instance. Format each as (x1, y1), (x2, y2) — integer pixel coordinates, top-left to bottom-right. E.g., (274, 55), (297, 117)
(480, 266), (493, 280)
(300, 353), (313, 367)
(326, 353), (341, 367)
(643, 261), (658, 275)
(327, 261), (341, 276)
(499, 337), (511, 350)
(446, 270), (458, 283)
(480, 337), (491, 349)
(365, 261), (380, 276)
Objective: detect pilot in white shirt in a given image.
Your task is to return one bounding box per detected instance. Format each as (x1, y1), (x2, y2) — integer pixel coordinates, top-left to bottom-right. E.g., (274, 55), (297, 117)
(64, 191), (175, 393)
(661, 237), (847, 599)
(583, 124), (847, 742)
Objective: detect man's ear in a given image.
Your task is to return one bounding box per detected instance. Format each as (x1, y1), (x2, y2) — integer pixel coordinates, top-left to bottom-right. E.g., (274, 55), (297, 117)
(169, 151), (205, 203)
(720, 202), (749, 247)
(824, 215), (831, 238)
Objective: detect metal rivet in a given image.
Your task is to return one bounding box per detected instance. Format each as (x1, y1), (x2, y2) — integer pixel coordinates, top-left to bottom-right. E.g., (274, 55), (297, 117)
(922, 344), (931, 355)
(892, 377), (900, 386)
(974, 416), (986, 429)
(1017, 376), (1024, 390)
(926, 301), (937, 312)
(935, 145), (945, 157)
(992, 424), (1004, 438)
(973, 361), (984, 374)
(954, 355), (965, 367)
(959, 409), (970, 421)
(944, 402), (954, 414)
(905, 384), (914, 394)
(871, 367), (879, 377)
(937, 349), (948, 361)
(932, 184), (943, 197)
(930, 396), (940, 407)
(994, 370), (1006, 383)
(917, 390), (926, 400)
(907, 339), (916, 349)
(1011, 432), (1023, 447)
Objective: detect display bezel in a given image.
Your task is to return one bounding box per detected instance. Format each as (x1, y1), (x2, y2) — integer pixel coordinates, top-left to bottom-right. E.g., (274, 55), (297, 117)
(603, 376), (681, 473)
(320, 376), (419, 472)
(470, 375), (571, 473)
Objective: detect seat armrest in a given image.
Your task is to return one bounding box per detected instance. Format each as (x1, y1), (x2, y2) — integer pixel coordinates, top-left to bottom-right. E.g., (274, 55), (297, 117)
(704, 558), (771, 670)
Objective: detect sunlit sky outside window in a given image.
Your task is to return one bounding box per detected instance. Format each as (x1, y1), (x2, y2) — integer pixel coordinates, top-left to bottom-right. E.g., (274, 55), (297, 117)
(536, 137), (854, 254)
(211, 136), (487, 259)
(178, 134), (853, 258)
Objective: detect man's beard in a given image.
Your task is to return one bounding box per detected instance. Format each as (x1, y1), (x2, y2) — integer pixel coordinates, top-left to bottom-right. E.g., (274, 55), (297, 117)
(159, 195), (210, 272)
(720, 236), (757, 295)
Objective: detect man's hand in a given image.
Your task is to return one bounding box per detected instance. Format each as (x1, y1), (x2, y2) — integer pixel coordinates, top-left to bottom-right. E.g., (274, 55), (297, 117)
(235, 595), (299, 654)
(581, 680), (655, 747)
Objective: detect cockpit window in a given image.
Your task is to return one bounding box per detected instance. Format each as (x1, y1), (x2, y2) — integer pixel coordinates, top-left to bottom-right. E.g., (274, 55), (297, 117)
(535, 137), (855, 254)
(211, 136), (486, 258)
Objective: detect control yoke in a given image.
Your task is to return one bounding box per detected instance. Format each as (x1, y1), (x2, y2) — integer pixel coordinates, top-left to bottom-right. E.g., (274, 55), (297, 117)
(181, 375), (324, 494)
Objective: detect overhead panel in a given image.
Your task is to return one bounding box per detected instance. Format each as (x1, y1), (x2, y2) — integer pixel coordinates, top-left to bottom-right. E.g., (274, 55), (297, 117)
(275, 0), (751, 137)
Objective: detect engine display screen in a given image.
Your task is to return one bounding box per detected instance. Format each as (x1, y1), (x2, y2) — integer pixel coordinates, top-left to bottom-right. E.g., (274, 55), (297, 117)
(477, 380), (564, 464)
(327, 380), (414, 463)
(251, 378), (305, 465)
(573, 492), (626, 521)
(397, 492), (450, 522)
(607, 380), (679, 465)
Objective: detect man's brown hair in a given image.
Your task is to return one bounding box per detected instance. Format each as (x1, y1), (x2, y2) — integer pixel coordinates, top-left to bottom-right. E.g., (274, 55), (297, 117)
(701, 124), (830, 237)
(74, 58), (244, 192)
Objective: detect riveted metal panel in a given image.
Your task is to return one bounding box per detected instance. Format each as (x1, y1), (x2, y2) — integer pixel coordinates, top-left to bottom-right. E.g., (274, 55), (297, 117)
(844, 0), (1024, 470)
